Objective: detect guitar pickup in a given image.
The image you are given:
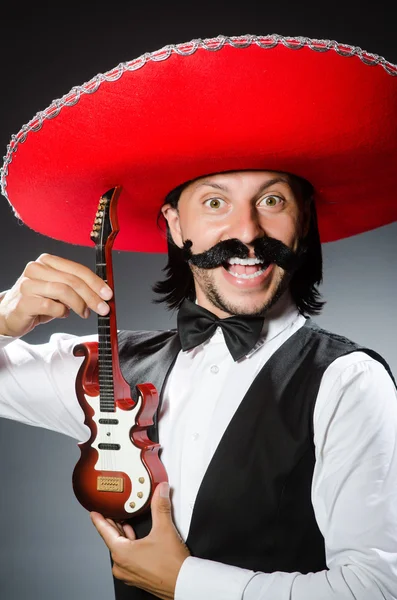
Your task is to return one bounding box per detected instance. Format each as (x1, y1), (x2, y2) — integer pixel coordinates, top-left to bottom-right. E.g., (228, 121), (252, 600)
(98, 443), (121, 450)
(97, 476), (124, 492)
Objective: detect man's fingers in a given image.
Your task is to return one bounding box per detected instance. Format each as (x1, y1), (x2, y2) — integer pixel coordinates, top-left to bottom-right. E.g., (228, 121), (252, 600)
(104, 518), (136, 541)
(37, 309), (70, 324)
(150, 482), (173, 531)
(36, 254), (113, 300)
(90, 512), (123, 547)
(113, 521), (124, 535)
(121, 523), (137, 541)
(12, 295), (70, 327)
(19, 278), (89, 319)
(0, 253), (114, 337)
(23, 259), (111, 316)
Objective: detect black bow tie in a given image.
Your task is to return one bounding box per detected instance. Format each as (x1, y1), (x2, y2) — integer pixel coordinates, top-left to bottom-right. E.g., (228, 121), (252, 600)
(177, 299), (265, 361)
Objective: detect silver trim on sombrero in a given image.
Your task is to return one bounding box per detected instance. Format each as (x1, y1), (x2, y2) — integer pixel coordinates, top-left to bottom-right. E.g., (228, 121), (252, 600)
(1, 33), (397, 205)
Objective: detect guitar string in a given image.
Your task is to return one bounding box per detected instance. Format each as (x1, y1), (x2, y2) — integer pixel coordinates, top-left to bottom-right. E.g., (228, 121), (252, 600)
(98, 246), (115, 474)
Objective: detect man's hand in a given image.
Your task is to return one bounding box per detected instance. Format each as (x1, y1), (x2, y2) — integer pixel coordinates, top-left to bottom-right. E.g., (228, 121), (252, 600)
(90, 482), (190, 600)
(0, 253), (113, 337)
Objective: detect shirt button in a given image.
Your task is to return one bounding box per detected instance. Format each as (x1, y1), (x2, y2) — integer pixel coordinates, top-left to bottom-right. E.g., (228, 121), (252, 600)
(210, 364), (219, 374)
(192, 432), (200, 441)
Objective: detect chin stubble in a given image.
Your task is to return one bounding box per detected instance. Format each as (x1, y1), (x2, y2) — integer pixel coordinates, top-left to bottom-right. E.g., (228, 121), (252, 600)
(191, 264), (291, 317)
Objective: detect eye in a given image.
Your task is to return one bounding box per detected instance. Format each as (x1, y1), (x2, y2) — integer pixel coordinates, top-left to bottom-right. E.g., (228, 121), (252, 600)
(204, 197), (225, 209)
(258, 194), (284, 208)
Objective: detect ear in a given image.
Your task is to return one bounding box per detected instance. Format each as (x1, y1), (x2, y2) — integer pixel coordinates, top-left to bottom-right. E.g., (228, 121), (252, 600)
(161, 204), (184, 248)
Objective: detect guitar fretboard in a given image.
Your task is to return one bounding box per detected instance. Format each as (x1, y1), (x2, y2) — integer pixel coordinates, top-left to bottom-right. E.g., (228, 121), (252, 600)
(96, 247), (115, 412)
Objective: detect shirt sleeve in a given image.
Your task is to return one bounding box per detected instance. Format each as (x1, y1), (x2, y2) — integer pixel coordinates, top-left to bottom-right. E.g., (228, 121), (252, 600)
(175, 352), (397, 600)
(0, 332), (97, 441)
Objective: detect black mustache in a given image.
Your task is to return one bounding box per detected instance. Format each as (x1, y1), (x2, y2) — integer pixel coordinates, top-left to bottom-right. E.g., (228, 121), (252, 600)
(182, 237), (306, 272)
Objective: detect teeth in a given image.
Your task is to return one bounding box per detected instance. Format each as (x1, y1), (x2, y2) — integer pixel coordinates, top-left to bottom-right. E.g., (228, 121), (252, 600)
(229, 268), (266, 279)
(227, 257), (262, 265)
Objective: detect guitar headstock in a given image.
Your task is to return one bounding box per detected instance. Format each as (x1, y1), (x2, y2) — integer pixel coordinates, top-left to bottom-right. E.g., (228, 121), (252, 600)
(90, 186), (121, 247)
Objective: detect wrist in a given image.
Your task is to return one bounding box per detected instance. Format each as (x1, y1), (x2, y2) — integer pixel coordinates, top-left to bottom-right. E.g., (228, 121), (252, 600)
(0, 292), (15, 337)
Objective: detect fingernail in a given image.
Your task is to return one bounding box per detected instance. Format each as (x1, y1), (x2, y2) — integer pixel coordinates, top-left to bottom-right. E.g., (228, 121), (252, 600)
(83, 308), (90, 319)
(160, 482), (170, 498)
(100, 286), (113, 300)
(97, 301), (109, 315)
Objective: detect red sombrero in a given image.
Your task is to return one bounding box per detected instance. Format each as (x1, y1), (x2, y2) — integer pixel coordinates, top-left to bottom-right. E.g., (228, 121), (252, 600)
(1, 34), (397, 252)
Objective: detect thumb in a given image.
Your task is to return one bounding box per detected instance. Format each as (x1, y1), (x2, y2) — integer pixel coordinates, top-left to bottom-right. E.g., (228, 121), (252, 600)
(150, 482), (172, 530)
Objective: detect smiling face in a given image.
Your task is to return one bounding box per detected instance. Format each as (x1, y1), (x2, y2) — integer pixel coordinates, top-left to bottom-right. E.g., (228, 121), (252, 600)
(161, 170), (309, 318)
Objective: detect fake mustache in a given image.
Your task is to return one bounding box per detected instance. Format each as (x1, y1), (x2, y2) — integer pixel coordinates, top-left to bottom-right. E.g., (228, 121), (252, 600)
(182, 237), (306, 273)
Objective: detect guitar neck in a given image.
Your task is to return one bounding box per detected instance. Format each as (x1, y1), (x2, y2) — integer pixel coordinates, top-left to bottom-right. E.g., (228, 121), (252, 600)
(92, 187), (122, 413)
(96, 245), (117, 411)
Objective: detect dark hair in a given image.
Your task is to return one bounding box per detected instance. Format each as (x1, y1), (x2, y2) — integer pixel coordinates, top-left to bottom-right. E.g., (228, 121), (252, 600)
(152, 174), (325, 316)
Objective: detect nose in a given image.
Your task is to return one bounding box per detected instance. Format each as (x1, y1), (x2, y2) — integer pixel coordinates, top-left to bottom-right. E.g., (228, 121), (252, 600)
(224, 203), (263, 245)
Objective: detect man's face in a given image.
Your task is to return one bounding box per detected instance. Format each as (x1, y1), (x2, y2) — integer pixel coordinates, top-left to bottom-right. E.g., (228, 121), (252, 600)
(162, 170), (308, 318)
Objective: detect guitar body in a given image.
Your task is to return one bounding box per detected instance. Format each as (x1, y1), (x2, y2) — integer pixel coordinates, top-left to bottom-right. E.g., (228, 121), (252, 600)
(72, 340), (167, 520)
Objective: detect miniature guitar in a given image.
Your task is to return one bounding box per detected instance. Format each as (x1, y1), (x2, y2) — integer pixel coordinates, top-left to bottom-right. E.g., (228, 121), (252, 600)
(72, 186), (168, 519)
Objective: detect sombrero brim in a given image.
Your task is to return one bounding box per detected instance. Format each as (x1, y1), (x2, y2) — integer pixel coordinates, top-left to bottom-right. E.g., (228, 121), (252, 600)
(2, 34), (397, 252)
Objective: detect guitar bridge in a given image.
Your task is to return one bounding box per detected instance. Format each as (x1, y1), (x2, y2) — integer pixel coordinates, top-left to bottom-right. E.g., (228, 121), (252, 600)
(97, 476), (124, 492)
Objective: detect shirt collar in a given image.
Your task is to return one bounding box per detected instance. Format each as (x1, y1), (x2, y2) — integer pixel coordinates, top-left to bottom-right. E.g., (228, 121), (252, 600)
(245, 291), (300, 357)
(205, 291), (301, 358)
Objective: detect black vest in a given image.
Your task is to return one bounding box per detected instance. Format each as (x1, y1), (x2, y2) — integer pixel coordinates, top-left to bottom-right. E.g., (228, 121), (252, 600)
(112, 319), (395, 600)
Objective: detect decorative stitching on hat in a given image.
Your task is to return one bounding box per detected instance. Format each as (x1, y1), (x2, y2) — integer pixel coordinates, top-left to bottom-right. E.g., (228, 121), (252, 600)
(1, 33), (396, 204)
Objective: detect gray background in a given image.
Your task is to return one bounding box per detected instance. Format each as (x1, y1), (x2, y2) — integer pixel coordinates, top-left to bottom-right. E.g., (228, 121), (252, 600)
(0, 3), (396, 600)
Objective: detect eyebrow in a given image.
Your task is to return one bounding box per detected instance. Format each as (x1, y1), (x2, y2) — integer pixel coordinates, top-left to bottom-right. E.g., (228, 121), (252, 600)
(195, 176), (292, 194)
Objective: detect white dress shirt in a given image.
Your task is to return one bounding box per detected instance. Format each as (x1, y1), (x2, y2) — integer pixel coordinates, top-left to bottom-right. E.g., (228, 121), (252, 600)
(0, 294), (396, 600)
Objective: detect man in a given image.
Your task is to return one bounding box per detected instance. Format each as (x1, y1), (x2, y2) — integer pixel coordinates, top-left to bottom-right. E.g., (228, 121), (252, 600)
(1, 34), (397, 600)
